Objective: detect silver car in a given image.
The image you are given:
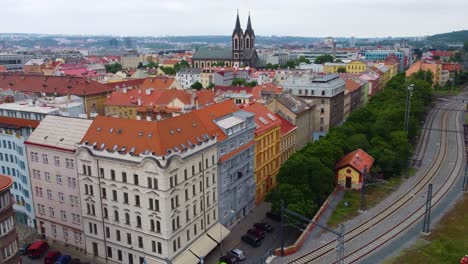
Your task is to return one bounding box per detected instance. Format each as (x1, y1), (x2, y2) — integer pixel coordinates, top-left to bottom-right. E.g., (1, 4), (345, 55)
(230, 249), (246, 261)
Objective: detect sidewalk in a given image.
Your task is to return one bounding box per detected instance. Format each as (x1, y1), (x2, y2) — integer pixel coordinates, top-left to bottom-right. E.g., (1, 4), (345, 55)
(204, 202), (272, 264)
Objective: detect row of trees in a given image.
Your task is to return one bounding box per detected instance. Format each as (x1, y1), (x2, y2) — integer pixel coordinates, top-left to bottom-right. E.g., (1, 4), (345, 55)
(265, 56), (311, 70)
(266, 71), (434, 217)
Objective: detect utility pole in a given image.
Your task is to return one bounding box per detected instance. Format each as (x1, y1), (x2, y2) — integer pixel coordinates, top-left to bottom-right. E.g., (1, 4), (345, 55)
(422, 184), (433, 235)
(336, 224), (345, 264)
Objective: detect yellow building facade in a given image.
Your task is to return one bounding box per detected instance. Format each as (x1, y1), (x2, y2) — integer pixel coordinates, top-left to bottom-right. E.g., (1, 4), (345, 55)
(244, 104), (282, 204)
(346, 61), (367, 74)
(323, 63), (347, 74)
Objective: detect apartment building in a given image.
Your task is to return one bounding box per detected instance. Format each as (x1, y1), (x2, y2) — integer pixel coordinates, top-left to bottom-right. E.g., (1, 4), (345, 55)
(0, 174), (20, 264)
(283, 74), (345, 140)
(0, 117), (39, 227)
(175, 68), (201, 89)
(276, 115), (297, 165)
(75, 113), (227, 264)
(25, 116), (92, 250)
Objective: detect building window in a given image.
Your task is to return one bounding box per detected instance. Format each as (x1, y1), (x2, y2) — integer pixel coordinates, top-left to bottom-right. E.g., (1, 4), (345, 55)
(136, 216), (142, 228)
(42, 154), (48, 164)
(134, 174), (139, 185)
(135, 195), (140, 206)
(122, 172), (127, 183)
(111, 170), (115, 180)
(127, 233), (132, 245)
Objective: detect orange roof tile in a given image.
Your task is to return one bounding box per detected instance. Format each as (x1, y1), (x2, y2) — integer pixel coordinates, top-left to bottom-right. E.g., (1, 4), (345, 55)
(162, 59), (180, 65)
(0, 174), (13, 192)
(275, 114), (296, 136)
(242, 103), (281, 136)
(0, 73), (113, 96)
(0, 116), (40, 129)
(345, 79), (362, 93)
(81, 113), (214, 156)
(251, 83), (283, 100)
(336, 149), (374, 172)
(192, 100), (239, 142)
(140, 77), (175, 90)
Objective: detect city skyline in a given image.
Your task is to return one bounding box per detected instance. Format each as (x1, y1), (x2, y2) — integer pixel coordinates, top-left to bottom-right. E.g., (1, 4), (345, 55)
(1, 0), (467, 38)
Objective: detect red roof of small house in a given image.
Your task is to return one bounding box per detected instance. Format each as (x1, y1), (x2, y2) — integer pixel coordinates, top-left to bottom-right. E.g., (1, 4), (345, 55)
(336, 149), (374, 173)
(275, 114), (296, 136)
(105, 79), (146, 89)
(0, 116), (40, 129)
(242, 103), (282, 136)
(0, 73), (114, 96)
(162, 59), (180, 65)
(0, 174), (13, 192)
(441, 63), (461, 72)
(251, 83), (283, 100)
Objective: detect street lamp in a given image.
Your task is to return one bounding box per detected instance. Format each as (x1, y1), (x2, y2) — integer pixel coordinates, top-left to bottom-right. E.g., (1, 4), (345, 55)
(220, 209), (235, 256)
(404, 84), (414, 180)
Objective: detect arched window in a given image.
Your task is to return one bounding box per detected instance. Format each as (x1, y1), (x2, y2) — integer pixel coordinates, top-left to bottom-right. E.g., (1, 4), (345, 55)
(136, 216), (142, 228)
(156, 220), (161, 233)
(103, 208), (108, 219)
(245, 37), (250, 49)
(250, 38), (253, 49)
(150, 219), (155, 231)
(114, 210), (119, 222)
(234, 38), (238, 50)
(125, 213), (130, 225)
(201, 62), (205, 68)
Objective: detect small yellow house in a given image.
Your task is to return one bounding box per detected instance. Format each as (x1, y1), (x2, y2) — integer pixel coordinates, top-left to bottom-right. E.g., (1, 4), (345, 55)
(336, 149), (374, 190)
(324, 62), (347, 74)
(346, 61), (367, 74)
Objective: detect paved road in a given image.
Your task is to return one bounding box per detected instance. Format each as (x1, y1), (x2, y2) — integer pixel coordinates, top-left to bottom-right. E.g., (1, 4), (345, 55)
(272, 94), (467, 264)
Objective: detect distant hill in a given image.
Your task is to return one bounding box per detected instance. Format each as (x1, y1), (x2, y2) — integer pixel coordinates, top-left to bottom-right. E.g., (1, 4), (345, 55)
(428, 30), (468, 43)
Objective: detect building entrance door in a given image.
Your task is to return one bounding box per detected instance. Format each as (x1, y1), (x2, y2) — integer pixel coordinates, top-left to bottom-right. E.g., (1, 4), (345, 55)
(345, 177), (352, 188)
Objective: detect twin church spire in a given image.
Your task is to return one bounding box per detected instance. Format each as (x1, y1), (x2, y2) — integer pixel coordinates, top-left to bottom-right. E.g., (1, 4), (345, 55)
(232, 11), (255, 56)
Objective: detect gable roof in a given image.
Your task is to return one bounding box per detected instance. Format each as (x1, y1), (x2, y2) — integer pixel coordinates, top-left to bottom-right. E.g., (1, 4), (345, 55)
(140, 77), (175, 90)
(0, 73), (113, 96)
(26, 115), (93, 151)
(336, 149), (374, 173)
(192, 48), (232, 60)
(242, 103), (281, 135)
(80, 113), (214, 157)
(345, 79), (363, 93)
(276, 114), (296, 136)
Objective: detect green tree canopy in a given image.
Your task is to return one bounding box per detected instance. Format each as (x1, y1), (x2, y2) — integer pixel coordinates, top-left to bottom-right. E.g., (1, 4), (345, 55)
(105, 63), (123, 74)
(314, 54), (334, 64)
(231, 78), (247, 86)
(337, 67), (347, 73)
(190, 81), (203, 90)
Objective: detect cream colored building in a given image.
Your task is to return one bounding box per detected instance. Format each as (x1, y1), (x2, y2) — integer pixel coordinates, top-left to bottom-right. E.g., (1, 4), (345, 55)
(75, 114), (227, 264)
(25, 116), (92, 251)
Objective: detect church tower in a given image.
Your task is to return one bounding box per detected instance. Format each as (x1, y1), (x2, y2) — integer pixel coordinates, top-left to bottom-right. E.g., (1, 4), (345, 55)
(244, 13), (255, 50)
(232, 11), (244, 63)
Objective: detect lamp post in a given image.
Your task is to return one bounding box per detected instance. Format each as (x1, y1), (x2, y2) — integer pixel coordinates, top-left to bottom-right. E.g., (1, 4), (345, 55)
(220, 210), (235, 257)
(404, 84), (414, 180)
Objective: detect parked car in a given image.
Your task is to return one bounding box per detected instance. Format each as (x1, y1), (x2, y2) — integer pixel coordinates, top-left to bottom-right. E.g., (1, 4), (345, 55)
(70, 258), (81, 264)
(44, 251), (61, 264)
(266, 211), (281, 221)
(220, 254), (238, 264)
(254, 222), (273, 232)
(229, 248), (246, 261)
(27, 240), (49, 259)
(241, 234), (261, 248)
(55, 255), (72, 264)
(247, 228), (266, 239)
(19, 243), (31, 255)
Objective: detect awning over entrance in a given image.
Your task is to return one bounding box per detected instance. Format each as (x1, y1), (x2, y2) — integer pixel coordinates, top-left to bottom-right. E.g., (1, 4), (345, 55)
(189, 233), (218, 259)
(206, 223), (230, 243)
(172, 250), (199, 264)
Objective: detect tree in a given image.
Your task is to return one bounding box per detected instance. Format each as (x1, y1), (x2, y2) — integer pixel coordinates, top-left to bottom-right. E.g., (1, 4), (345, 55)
(173, 60), (190, 72)
(334, 59), (343, 63)
(246, 81), (258, 87)
(137, 62), (143, 69)
(314, 54), (334, 64)
(105, 63), (123, 74)
(231, 78), (247, 86)
(266, 63), (279, 70)
(337, 67), (347, 73)
(433, 55), (441, 60)
(160, 66), (176, 75)
(297, 56), (311, 64)
(190, 81), (203, 90)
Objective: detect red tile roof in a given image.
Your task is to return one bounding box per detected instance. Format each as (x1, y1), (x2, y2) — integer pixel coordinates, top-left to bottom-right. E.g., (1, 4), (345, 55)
(430, 50), (454, 57)
(140, 78), (175, 90)
(251, 83), (283, 100)
(0, 174), (13, 192)
(105, 79), (146, 89)
(162, 59), (180, 65)
(215, 85), (254, 94)
(242, 103), (281, 136)
(0, 66), (7, 72)
(0, 73), (114, 96)
(81, 113), (214, 156)
(192, 100), (239, 142)
(441, 63), (461, 72)
(275, 114), (296, 136)
(0, 116), (40, 129)
(336, 149), (374, 172)
(345, 79), (362, 93)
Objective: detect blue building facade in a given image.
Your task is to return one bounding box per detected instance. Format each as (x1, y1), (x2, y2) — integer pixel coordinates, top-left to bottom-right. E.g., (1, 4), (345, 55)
(214, 110), (256, 227)
(0, 118), (36, 227)
(363, 50), (404, 71)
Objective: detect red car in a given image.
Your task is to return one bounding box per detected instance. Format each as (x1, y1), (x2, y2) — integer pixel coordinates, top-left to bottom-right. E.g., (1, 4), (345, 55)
(27, 240), (49, 259)
(247, 228), (266, 239)
(44, 251), (61, 264)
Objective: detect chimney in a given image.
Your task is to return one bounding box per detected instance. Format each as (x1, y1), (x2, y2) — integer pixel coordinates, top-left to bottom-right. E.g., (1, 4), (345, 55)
(136, 115), (141, 120)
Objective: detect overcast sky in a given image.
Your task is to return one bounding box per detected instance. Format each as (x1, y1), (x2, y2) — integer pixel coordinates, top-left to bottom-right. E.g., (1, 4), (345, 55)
(1, 0), (467, 38)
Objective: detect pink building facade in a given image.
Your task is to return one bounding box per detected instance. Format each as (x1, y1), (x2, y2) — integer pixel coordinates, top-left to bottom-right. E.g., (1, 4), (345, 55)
(25, 116), (92, 251)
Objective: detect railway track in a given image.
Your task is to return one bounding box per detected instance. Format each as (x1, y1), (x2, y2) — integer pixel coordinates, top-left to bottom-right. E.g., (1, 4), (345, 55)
(285, 99), (464, 264)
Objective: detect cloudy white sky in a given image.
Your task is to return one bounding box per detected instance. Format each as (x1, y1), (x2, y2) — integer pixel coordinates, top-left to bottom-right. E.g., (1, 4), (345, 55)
(1, 0), (467, 37)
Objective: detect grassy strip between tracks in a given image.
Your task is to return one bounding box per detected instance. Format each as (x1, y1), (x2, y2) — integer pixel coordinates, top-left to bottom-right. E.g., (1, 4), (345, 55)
(433, 85), (464, 96)
(384, 195), (468, 264)
(326, 172), (408, 229)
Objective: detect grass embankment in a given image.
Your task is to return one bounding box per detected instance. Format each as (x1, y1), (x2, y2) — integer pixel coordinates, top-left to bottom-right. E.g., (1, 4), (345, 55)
(434, 85), (464, 96)
(327, 173), (408, 228)
(384, 195), (468, 264)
